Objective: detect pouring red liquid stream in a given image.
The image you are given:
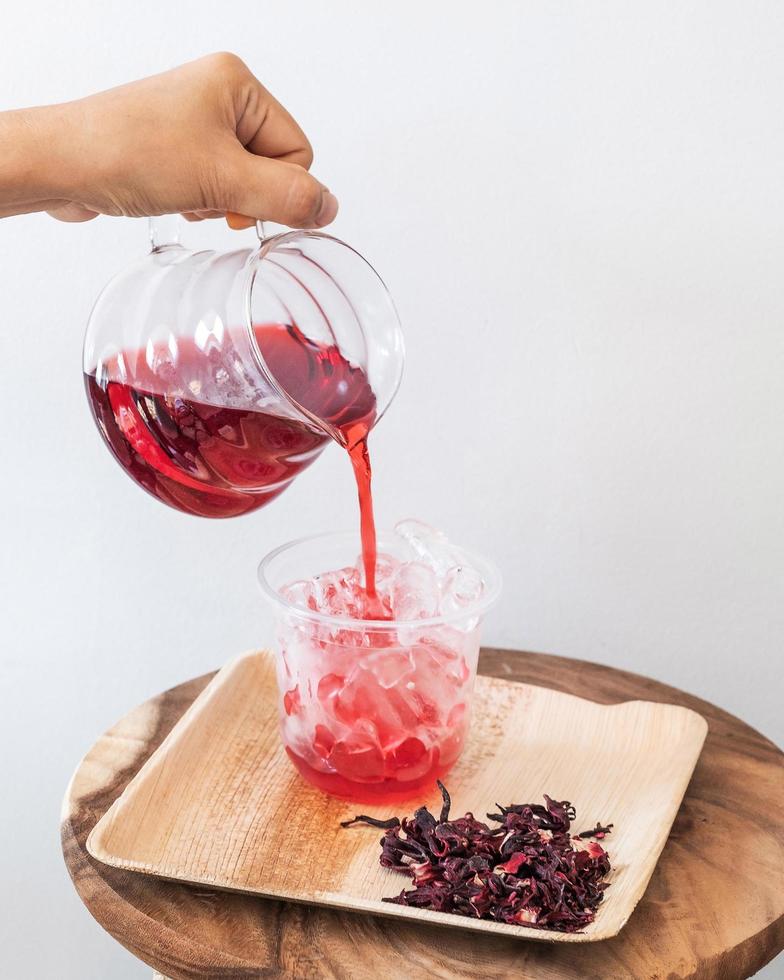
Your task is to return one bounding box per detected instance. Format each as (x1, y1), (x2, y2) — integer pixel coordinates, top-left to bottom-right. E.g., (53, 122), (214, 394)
(346, 434), (378, 600)
(85, 322), (380, 596)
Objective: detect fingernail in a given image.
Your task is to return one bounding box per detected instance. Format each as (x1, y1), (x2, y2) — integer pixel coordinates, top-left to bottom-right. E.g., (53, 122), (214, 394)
(226, 211), (255, 230)
(315, 191), (339, 227)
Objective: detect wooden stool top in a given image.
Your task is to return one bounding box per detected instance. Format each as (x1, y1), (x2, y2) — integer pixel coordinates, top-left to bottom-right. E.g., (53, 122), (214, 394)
(62, 648), (784, 979)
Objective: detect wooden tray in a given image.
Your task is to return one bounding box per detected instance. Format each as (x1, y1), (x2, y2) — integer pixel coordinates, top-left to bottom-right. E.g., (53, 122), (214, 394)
(87, 650), (707, 943)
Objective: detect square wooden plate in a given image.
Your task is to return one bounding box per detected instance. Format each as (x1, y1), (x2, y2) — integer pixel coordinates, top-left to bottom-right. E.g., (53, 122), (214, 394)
(87, 650), (707, 942)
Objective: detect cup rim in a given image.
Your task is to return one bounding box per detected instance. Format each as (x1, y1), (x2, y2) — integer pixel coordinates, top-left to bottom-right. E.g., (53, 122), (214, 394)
(257, 529), (502, 631)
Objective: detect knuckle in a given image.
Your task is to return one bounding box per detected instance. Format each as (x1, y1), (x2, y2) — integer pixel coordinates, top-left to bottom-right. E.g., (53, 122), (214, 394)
(299, 138), (314, 170)
(286, 171), (321, 225)
(204, 51), (247, 77)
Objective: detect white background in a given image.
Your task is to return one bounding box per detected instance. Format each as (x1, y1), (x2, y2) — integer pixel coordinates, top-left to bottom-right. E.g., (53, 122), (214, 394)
(1, 2), (782, 977)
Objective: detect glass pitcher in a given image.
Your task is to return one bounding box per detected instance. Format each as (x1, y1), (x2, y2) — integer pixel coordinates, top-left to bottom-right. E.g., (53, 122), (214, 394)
(83, 218), (404, 518)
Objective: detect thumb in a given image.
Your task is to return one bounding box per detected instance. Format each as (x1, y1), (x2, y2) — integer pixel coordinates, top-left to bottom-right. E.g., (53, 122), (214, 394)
(225, 150), (339, 229)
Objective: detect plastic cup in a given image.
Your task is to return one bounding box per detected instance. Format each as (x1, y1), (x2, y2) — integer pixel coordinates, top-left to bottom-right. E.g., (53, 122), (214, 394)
(258, 530), (501, 802)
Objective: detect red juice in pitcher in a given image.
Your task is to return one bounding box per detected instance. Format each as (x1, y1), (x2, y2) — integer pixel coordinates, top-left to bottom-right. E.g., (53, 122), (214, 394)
(85, 322), (377, 520)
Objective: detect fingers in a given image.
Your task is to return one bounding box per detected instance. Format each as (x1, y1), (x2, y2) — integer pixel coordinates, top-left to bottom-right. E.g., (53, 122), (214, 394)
(225, 64), (331, 229)
(45, 202), (99, 222)
(182, 209), (226, 222)
(230, 63), (313, 169)
(239, 93), (313, 169)
(226, 150), (338, 229)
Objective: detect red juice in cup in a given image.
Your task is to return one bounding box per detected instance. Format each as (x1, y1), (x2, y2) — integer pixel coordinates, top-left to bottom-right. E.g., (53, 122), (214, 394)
(259, 524), (501, 803)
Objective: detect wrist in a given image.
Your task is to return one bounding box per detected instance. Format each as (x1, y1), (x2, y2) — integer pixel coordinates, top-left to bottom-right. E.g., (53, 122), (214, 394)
(0, 102), (89, 212)
(30, 102), (93, 199)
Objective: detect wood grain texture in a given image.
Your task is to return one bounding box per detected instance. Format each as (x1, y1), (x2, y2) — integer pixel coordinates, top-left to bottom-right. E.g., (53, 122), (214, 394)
(86, 650), (708, 944)
(61, 648), (784, 979)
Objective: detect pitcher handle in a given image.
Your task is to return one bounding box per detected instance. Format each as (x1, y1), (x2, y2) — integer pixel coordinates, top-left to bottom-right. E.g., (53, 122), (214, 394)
(149, 214), (268, 250)
(148, 214), (267, 252)
(148, 214), (182, 251)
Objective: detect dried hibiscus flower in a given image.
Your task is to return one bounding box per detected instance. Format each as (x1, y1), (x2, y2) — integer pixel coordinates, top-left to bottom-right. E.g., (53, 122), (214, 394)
(341, 781), (612, 932)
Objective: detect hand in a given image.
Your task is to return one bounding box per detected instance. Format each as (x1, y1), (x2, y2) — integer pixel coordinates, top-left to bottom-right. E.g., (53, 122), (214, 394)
(0, 53), (338, 229)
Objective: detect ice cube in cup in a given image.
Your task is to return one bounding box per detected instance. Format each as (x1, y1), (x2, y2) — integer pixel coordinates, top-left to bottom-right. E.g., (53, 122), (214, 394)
(390, 561), (439, 620)
(394, 519), (461, 581)
(440, 564), (485, 628)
